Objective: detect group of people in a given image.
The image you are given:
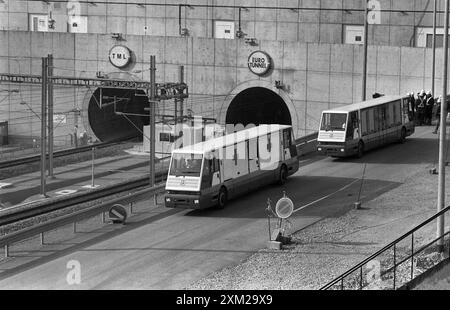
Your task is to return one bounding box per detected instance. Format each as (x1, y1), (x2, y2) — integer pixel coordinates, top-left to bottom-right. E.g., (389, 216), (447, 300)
(406, 90), (445, 134)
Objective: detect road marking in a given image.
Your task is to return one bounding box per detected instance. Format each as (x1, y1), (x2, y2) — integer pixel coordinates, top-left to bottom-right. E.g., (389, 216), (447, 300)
(293, 179), (360, 214)
(0, 183), (12, 189)
(82, 184), (100, 189)
(55, 189), (78, 196)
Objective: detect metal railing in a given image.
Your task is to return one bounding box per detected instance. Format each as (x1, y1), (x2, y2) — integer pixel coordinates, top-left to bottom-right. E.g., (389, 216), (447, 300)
(321, 205), (450, 290)
(0, 183), (166, 258)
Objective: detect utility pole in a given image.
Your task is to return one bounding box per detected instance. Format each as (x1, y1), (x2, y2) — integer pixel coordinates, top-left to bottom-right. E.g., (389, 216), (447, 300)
(432, 0), (437, 97)
(362, 0), (369, 101)
(40, 57), (48, 197)
(179, 66), (184, 122)
(437, 0), (449, 253)
(47, 54), (54, 179)
(149, 55), (156, 188)
(178, 65), (184, 137)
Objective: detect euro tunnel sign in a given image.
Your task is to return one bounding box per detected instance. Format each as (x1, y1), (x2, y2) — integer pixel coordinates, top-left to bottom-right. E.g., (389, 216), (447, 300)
(109, 204), (127, 224)
(275, 197), (294, 219)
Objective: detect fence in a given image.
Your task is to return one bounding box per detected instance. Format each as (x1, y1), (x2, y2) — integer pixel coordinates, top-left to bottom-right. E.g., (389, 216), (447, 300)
(321, 205), (450, 290)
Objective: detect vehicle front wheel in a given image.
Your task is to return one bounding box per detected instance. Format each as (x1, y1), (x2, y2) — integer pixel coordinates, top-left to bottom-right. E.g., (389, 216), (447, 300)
(217, 187), (227, 209)
(357, 141), (364, 158)
(278, 165), (288, 185)
(399, 127), (407, 144)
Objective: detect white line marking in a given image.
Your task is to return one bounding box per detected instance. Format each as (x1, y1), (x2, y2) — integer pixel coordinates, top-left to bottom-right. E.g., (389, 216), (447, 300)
(293, 179), (360, 214)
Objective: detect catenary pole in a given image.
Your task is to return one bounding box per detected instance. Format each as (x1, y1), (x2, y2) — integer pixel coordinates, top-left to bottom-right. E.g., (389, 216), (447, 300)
(47, 54), (54, 179)
(437, 0), (449, 252)
(432, 0), (437, 97)
(362, 0), (369, 101)
(149, 55), (156, 188)
(40, 57), (48, 197)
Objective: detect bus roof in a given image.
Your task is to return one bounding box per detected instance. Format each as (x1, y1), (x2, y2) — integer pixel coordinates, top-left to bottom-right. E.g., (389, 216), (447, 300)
(172, 124), (292, 155)
(322, 95), (405, 114)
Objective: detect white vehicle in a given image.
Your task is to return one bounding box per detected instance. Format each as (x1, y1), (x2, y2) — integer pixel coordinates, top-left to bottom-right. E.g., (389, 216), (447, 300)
(317, 95), (415, 158)
(164, 124), (299, 209)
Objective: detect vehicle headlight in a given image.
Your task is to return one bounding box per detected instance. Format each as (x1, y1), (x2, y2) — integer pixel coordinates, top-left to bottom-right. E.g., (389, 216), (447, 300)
(165, 197), (171, 202)
(194, 199), (199, 204)
(341, 149), (345, 152)
(318, 148), (322, 151)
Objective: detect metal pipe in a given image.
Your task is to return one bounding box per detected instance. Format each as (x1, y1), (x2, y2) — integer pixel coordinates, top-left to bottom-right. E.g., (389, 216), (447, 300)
(437, 0), (449, 253)
(432, 0), (437, 97)
(411, 233), (414, 280)
(31, 1), (450, 14)
(362, 0), (369, 101)
(40, 57), (47, 197)
(91, 147), (96, 187)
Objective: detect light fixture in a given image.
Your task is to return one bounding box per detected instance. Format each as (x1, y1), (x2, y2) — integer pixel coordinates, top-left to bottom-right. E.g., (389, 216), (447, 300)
(244, 37), (258, 46)
(111, 33), (124, 40)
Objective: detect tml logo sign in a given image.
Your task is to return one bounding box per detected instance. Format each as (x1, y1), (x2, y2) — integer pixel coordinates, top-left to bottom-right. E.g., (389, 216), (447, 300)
(109, 45), (132, 68)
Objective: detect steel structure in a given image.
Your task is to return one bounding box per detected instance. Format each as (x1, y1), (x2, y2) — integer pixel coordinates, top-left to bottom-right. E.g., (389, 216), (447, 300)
(0, 73), (189, 100)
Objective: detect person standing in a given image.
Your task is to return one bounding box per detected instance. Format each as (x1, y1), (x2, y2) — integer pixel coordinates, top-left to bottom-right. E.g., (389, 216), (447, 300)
(433, 96), (442, 134)
(425, 91), (434, 125)
(416, 90), (426, 126)
(408, 92), (416, 120)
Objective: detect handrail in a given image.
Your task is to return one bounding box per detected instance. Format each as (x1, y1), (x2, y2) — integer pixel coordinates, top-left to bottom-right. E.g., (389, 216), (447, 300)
(321, 205), (450, 290)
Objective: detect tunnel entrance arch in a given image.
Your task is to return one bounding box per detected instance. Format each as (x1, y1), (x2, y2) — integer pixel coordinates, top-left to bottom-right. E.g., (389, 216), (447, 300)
(225, 87), (292, 126)
(81, 72), (150, 142)
(86, 87), (148, 142)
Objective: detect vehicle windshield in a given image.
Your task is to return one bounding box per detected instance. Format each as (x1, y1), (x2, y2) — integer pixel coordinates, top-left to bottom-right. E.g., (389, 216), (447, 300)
(169, 153), (203, 177)
(320, 113), (348, 132)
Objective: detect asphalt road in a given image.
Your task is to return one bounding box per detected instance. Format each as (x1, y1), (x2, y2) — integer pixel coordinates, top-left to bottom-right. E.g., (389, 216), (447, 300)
(0, 127), (441, 289)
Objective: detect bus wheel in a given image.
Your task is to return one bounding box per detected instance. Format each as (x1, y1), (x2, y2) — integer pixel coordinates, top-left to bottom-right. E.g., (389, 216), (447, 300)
(217, 187), (228, 209)
(357, 141), (364, 158)
(399, 127), (407, 144)
(278, 165), (288, 185)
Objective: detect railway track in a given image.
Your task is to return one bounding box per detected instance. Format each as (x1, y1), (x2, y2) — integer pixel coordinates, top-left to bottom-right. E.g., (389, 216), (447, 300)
(0, 139), (134, 170)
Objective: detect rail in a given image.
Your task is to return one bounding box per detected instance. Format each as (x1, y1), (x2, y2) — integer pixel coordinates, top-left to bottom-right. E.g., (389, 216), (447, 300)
(0, 183), (166, 258)
(0, 140), (129, 170)
(320, 205), (450, 290)
(0, 170), (168, 226)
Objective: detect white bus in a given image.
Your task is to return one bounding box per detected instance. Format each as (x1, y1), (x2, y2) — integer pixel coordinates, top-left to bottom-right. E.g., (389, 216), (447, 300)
(164, 125), (299, 209)
(317, 95), (415, 158)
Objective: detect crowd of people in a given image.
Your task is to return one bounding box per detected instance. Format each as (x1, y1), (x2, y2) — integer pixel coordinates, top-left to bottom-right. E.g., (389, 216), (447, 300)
(406, 90), (448, 134)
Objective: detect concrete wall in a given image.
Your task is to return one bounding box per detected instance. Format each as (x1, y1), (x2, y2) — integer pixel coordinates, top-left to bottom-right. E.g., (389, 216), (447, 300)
(0, 30), (447, 145)
(0, 0), (447, 47)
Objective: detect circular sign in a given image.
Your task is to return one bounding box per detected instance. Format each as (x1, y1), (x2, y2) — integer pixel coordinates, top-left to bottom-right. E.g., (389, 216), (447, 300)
(109, 45), (131, 68)
(109, 204), (128, 224)
(275, 197), (294, 219)
(248, 51), (272, 76)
